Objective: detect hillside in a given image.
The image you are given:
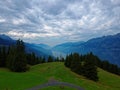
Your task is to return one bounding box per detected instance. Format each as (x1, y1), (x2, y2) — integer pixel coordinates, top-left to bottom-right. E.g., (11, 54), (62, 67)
(1, 33), (120, 66)
(0, 34), (15, 46)
(53, 33), (120, 66)
(0, 62), (120, 90)
(0, 34), (52, 57)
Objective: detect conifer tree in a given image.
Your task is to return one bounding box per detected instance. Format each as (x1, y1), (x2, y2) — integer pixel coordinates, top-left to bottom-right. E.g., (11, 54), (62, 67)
(64, 52), (99, 81)
(82, 52), (99, 81)
(7, 40), (27, 72)
(65, 54), (73, 67)
(0, 46), (2, 67)
(0, 46), (7, 67)
(6, 46), (16, 69)
(42, 57), (46, 63)
(48, 56), (53, 62)
(70, 53), (81, 72)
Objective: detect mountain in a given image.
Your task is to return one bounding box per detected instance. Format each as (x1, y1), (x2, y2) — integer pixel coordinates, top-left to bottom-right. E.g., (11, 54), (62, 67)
(25, 43), (52, 57)
(0, 34), (13, 41)
(52, 41), (84, 54)
(1, 33), (120, 66)
(38, 44), (51, 49)
(0, 34), (52, 57)
(0, 34), (15, 45)
(53, 33), (120, 66)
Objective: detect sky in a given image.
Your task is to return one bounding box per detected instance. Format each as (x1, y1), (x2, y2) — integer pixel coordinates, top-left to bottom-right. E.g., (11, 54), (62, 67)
(0, 0), (120, 46)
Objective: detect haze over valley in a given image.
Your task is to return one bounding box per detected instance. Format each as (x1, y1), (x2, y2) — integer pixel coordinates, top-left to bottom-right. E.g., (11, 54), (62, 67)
(0, 0), (120, 90)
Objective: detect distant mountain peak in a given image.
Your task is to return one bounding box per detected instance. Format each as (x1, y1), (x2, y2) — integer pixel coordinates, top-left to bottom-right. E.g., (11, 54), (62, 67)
(38, 43), (51, 49)
(52, 33), (120, 66)
(0, 34), (12, 41)
(116, 33), (120, 36)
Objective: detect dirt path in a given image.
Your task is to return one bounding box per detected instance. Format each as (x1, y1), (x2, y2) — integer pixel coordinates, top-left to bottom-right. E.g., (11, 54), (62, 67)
(26, 79), (84, 90)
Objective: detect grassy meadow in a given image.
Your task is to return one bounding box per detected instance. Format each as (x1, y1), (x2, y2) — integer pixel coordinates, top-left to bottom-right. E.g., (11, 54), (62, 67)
(0, 62), (120, 90)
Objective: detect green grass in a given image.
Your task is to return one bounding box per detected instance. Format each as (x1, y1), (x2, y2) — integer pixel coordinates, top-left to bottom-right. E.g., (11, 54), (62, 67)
(0, 62), (120, 90)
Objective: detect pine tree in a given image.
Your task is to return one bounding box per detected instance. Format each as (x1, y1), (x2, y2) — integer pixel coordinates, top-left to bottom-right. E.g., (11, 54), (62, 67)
(0, 46), (2, 67)
(65, 54), (73, 68)
(6, 46), (16, 70)
(48, 56), (53, 62)
(0, 46), (7, 67)
(42, 57), (46, 63)
(83, 53), (99, 81)
(70, 53), (80, 72)
(64, 52), (99, 81)
(55, 57), (59, 62)
(7, 40), (27, 72)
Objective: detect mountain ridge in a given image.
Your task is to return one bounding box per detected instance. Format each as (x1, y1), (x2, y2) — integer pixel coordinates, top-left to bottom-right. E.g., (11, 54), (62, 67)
(0, 33), (120, 66)
(0, 34), (52, 57)
(52, 33), (120, 66)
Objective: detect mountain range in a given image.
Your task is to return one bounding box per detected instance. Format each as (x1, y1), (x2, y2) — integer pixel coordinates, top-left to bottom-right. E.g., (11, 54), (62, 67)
(0, 33), (120, 66)
(0, 34), (52, 57)
(53, 33), (120, 66)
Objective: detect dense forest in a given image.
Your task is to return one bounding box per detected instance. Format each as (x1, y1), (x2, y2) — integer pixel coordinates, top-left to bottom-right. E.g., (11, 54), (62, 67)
(0, 40), (120, 81)
(64, 53), (120, 81)
(0, 39), (47, 72)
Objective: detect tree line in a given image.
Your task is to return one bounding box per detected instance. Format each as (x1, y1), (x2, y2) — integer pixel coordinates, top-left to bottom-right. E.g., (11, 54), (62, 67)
(64, 52), (120, 81)
(65, 53), (99, 81)
(0, 39), (120, 81)
(0, 39), (65, 72)
(0, 40), (31, 72)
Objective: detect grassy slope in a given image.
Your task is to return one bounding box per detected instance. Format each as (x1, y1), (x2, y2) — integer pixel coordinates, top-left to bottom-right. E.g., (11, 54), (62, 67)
(0, 62), (120, 90)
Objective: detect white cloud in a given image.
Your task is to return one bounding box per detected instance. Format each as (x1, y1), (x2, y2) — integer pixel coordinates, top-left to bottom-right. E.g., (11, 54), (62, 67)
(111, 0), (120, 5)
(7, 28), (60, 39)
(0, 16), (6, 23)
(0, 0), (120, 45)
(12, 18), (26, 25)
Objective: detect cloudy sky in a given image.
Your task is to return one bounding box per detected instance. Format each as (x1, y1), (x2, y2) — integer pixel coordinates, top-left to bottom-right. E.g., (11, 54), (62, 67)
(0, 0), (120, 46)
